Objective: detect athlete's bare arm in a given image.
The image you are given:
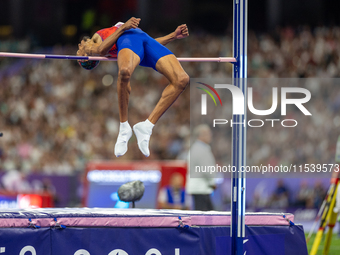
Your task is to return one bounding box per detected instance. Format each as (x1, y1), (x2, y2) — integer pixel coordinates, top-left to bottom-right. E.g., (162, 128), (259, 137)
(96, 17), (140, 55)
(155, 24), (189, 46)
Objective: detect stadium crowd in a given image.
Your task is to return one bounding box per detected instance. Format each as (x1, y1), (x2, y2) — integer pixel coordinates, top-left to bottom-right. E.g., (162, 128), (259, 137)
(0, 26), (340, 184)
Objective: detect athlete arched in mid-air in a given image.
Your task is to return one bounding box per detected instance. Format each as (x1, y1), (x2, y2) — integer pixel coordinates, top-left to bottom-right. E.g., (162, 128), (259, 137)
(77, 17), (189, 157)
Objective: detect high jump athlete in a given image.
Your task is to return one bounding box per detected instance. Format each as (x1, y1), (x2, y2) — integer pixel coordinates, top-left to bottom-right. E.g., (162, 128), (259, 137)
(77, 17), (189, 157)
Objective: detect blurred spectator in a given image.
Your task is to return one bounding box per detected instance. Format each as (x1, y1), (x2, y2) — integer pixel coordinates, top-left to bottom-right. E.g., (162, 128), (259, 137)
(313, 180), (327, 209)
(1, 166), (31, 193)
(295, 180), (314, 208)
(269, 179), (289, 209)
(252, 180), (271, 209)
(42, 178), (60, 206)
(186, 124), (216, 211)
(158, 172), (188, 210)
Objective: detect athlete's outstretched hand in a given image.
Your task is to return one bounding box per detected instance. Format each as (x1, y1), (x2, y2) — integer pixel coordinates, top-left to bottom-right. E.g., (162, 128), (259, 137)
(122, 17), (141, 31)
(174, 24), (189, 39)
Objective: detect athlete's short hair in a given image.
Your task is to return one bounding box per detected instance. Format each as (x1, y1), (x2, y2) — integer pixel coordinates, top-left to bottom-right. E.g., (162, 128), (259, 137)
(77, 60), (100, 70)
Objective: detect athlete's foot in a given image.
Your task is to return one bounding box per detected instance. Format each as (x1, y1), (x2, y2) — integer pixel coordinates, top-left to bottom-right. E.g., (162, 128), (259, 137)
(133, 120), (154, 157)
(114, 121), (133, 157)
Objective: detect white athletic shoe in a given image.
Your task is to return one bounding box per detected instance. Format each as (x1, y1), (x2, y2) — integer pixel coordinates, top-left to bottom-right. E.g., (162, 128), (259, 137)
(133, 120), (154, 157)
(114, 122), (132, 157)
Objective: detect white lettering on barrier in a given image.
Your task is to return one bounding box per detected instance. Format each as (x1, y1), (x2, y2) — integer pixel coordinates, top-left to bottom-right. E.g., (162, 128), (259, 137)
(19, 246), (36, 255)
(108, 249), (129, 255)
(71, 248), (180, 255)
(145, 249), (162, 255)
(74, 249), (91, 255)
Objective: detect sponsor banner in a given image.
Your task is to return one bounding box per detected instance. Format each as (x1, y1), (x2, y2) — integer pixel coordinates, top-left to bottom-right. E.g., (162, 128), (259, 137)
(51, 228), (201, 255)
(0, 225), (307, 255)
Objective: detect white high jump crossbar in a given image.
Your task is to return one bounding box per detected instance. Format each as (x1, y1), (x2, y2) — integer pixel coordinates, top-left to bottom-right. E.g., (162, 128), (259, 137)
(0, 52), (236, 63)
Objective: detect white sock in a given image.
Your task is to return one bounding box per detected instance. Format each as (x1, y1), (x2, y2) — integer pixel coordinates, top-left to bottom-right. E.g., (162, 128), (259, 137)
(144, 119), (155, 129)
(114, 121), (132, 157)
(133, 119), (154, 157)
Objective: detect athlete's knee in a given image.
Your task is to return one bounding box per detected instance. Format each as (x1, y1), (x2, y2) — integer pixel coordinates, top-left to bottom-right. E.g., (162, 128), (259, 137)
(175, 73), (190, 91)
(118, 67), (132, 82)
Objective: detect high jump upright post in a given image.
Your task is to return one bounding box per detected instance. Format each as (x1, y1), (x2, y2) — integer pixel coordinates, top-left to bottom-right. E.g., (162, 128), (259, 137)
(231, 0), (247, 255)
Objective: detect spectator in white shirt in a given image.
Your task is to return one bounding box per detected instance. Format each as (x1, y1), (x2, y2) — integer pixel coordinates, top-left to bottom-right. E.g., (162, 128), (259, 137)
(186, 124), (216, 211)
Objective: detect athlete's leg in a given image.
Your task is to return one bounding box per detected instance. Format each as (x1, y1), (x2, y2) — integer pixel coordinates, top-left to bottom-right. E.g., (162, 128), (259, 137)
(114, 48), (140, 157)
(117, 48), (140, 122)
(133, 54), (189, 157)
(150, 54), (189, 123)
